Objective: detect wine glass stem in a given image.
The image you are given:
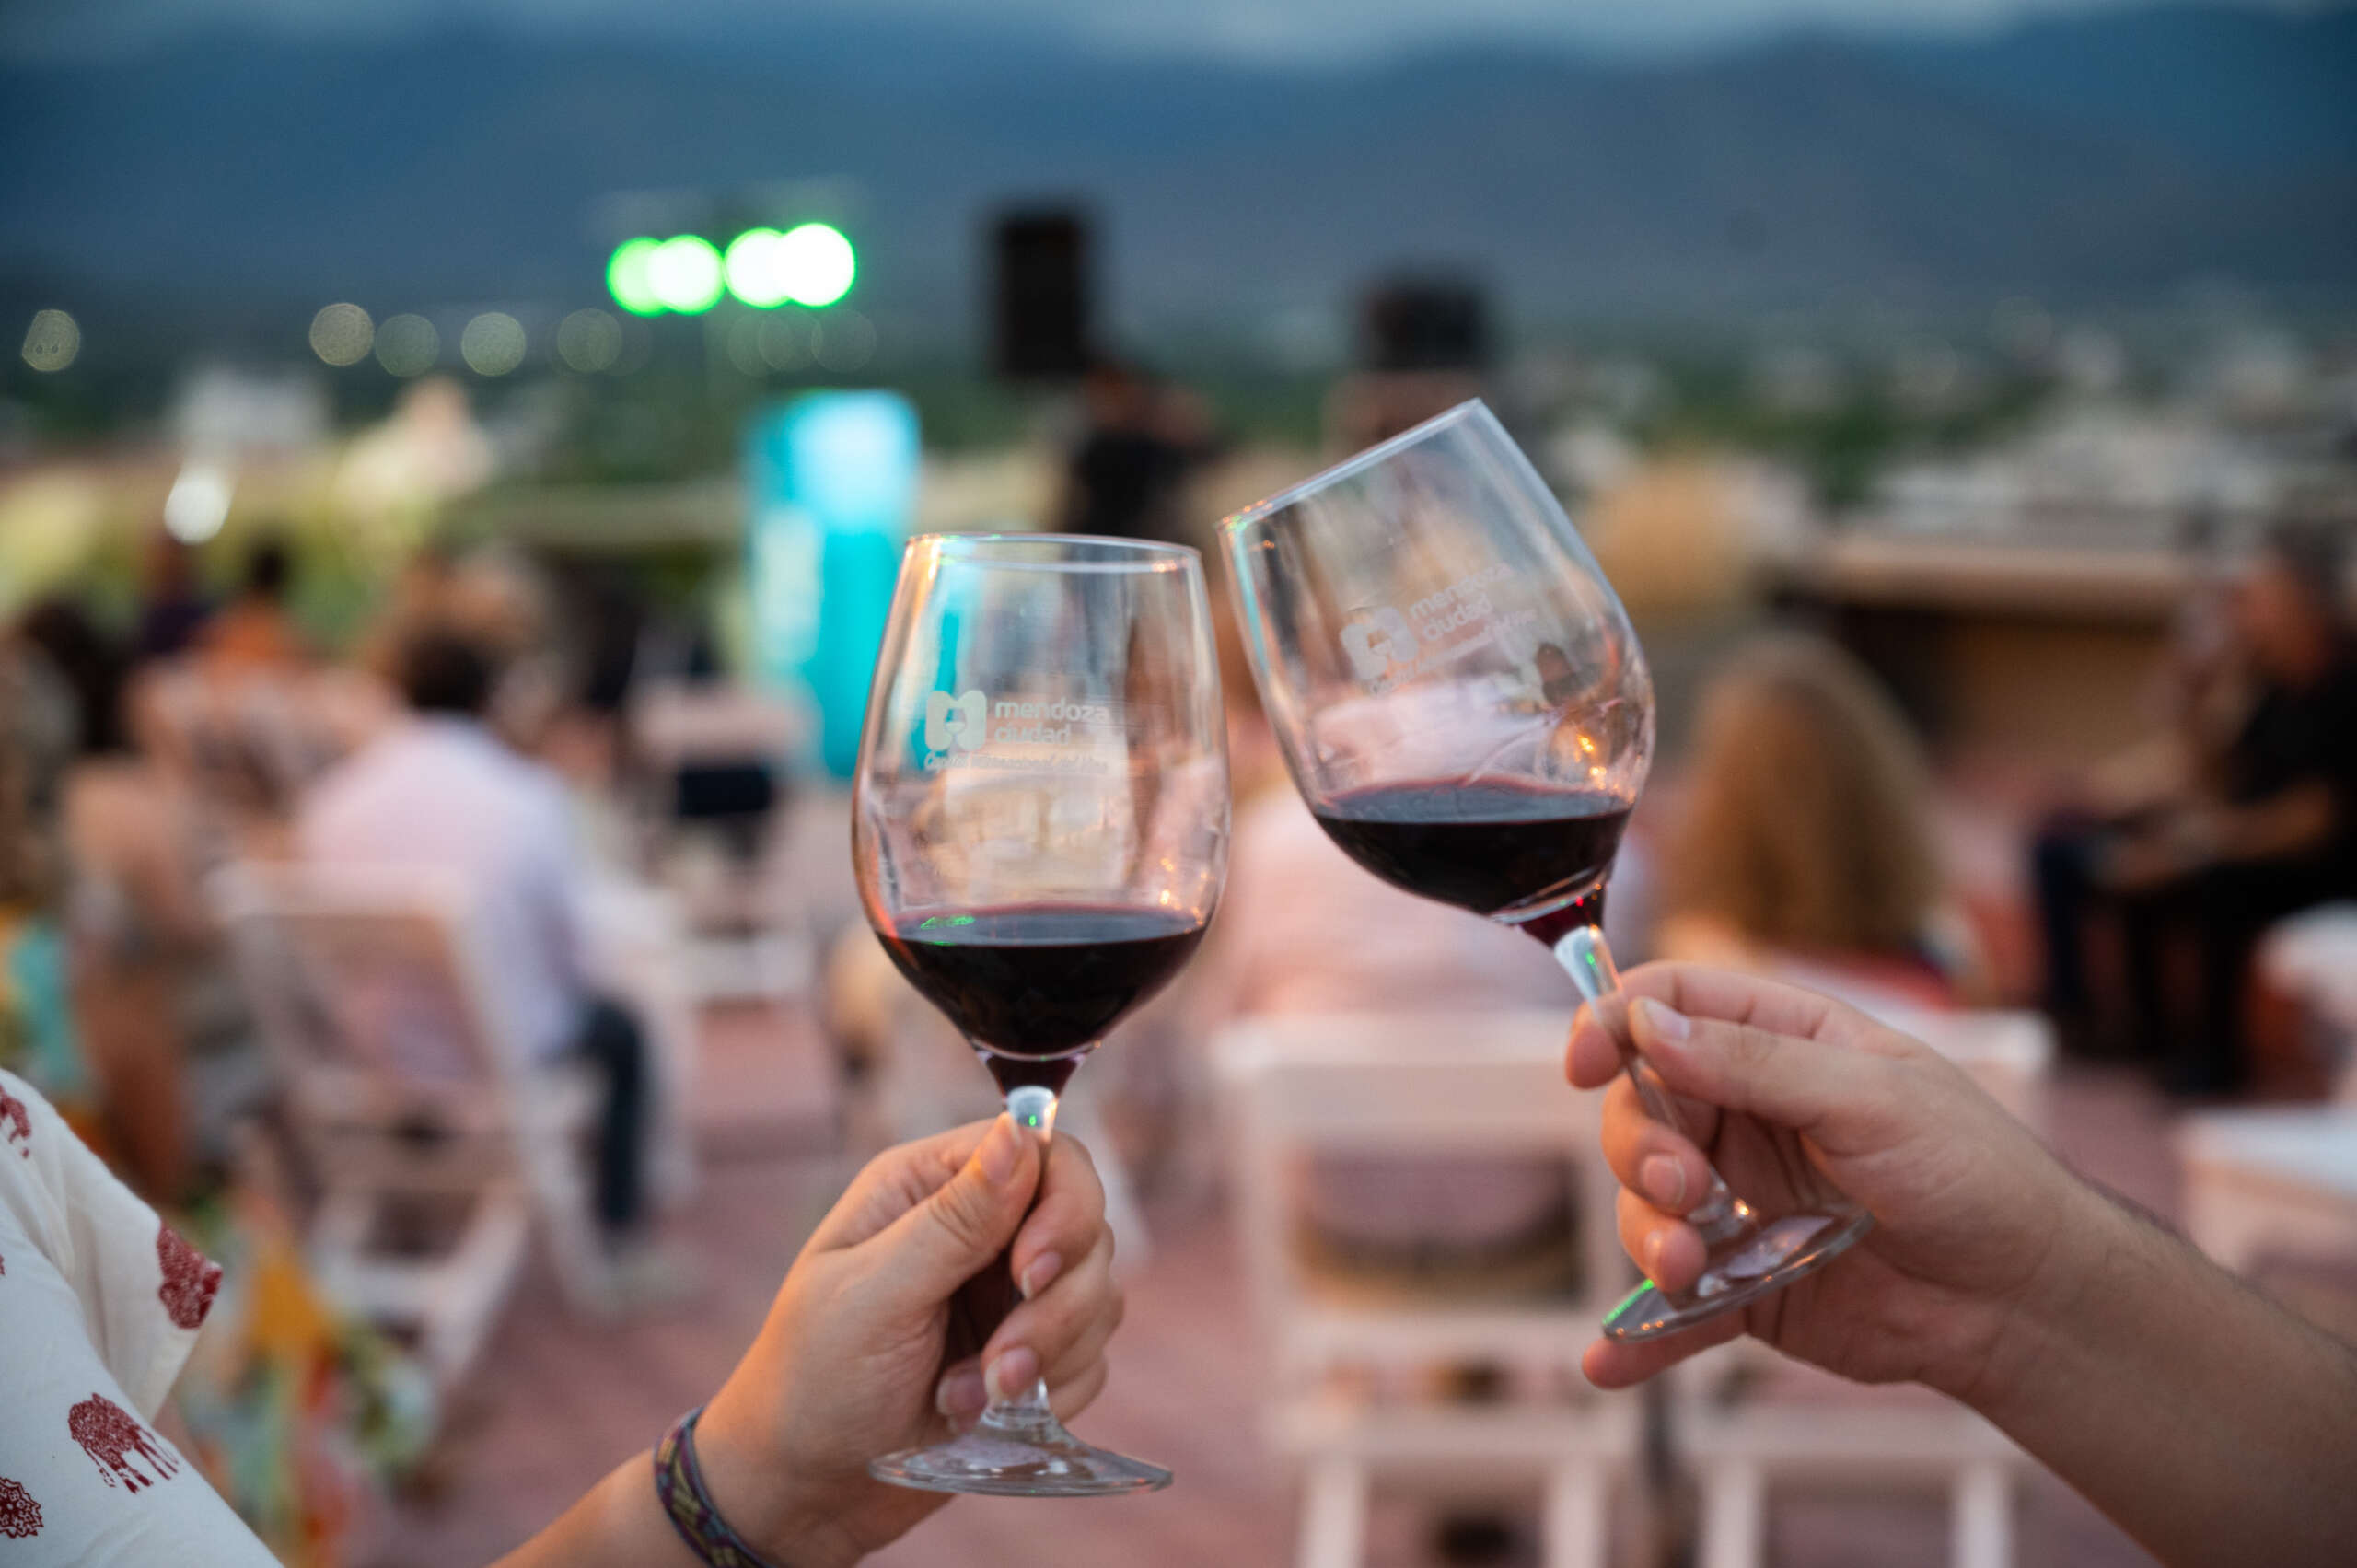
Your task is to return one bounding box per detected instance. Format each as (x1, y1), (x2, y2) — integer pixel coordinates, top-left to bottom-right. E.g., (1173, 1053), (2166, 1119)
(1552, 925), (1753, 1248)
(986, 1081), (1063, 1428)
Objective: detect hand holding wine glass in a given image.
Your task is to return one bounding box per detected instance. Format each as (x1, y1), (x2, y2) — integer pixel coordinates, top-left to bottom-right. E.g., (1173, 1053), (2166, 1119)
(687, 1119), (1124, 1562)
(1562, 965), (2079, 1391)
(1222, 401), (1872, 1341)
(852, 532), (1227, 1495)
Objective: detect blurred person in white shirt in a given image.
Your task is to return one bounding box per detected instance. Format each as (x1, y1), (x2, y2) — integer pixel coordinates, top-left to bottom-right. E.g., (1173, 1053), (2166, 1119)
(300, 623), (656, 1253)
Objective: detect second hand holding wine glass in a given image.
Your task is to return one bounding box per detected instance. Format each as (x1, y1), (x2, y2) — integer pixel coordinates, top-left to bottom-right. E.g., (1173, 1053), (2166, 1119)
(853, 532), (1229, 1494)
(1222, 401), (1873, 1342)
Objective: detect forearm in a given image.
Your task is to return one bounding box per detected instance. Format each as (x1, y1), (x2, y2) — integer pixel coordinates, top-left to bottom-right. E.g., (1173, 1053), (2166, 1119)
(487, 1418), (866, 1568)
(491, 1453), (701, 1568)
(1968, 1187), (2357, 1565)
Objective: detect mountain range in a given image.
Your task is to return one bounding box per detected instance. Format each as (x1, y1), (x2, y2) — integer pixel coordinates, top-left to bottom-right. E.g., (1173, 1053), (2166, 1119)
(2, 4), (2351, 348)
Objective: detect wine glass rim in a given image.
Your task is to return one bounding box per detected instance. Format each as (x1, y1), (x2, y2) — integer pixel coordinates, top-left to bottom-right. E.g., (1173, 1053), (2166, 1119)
(911, 531), (1203, 574)
(1220, 398), (1492, 535)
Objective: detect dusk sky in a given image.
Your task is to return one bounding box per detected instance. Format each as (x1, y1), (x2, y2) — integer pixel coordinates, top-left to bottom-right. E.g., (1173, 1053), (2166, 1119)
(0, 0), (2321, 62)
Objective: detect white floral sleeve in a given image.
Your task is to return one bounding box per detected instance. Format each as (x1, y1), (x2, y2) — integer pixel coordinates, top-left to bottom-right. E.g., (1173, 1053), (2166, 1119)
(0, 1069), (277, 1562)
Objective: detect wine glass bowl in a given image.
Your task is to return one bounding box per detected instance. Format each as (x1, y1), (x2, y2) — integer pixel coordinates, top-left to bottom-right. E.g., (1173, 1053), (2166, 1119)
(1225, 401), (1654, 937)
(853, 532), (1227, 1493)
(1223, 401), (1872, 1342)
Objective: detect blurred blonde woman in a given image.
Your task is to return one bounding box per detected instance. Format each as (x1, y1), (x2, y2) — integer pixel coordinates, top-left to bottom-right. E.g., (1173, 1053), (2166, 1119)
(1657, 633), (1985, 1010)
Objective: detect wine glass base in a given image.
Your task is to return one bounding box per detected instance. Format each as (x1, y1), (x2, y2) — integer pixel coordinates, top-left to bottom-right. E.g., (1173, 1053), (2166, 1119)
(869, 1422), (1173, 1498)
(1602, 1206), (1875, 1342)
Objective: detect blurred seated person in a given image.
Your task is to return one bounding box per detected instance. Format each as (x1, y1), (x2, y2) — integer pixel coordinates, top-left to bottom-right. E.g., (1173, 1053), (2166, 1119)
(17, 599), (231, 1198)
(1059, 357), (1217, 545)
(1657, 633), (1984, 1014)
(198, 536), (308, 672)
(0, 625), (81, 1114)
(134, 527), (212, 665)
(299, 624), (659, 1263)
(2035, 522), (2357, 1092)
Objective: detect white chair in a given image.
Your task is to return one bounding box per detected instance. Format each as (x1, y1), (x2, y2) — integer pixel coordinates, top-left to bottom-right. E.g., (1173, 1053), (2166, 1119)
(628, 679), (812, 1002)
(1677, 1383), (2018, 1568)
(2179, 905), (2357, 1276)
(212, 863), (611, 1388)
(1213, 1011), (1639, 1568)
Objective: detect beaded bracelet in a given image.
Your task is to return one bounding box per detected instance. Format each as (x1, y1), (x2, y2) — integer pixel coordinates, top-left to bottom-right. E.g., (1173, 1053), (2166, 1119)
(654, 1405), (788, 1568)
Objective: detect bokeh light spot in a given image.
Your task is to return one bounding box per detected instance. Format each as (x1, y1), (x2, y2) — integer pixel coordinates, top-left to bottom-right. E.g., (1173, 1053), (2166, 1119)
(607, 238), (663, 317)
(163, 460), (234, 544)
(556, 308), (623, 372)
(308, 302), (375, 366)
(460, 312), (528, 376)
(758, 313), (808, 371)
(726, 316), (767, 377)
(812, 309), (877, 374)
(725, 228), (790, 308)
(650, 235), (725, 314)
(21, 309), (79, 372)
(778, 222), (856, 307)
(376, 314), (439, 377)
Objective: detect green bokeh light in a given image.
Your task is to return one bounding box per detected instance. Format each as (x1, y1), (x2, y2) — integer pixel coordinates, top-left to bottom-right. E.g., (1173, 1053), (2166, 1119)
(779, 222), (856, 307)
(725, 228), (789, 308)
(607, 238), (664, 316)
(650, 235), (726, 314)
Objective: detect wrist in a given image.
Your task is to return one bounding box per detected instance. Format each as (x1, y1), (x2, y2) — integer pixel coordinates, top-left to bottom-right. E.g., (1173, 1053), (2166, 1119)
(1941, 1175), (2139, 1424)
(688, 1390), (862, 1568)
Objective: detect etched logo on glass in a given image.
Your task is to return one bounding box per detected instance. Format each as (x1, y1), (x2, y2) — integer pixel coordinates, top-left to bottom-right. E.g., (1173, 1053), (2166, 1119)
(1341, 607), (1420, 679)
(925, 689), (989, 752)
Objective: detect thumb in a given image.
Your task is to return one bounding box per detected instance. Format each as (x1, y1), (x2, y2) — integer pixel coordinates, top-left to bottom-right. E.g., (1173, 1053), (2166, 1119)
(869, 1114), (1039, 1306)
(1628, 995), (1883, 1144)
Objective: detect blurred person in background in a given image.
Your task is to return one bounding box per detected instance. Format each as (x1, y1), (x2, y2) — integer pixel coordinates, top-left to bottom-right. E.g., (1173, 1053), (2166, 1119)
(1568, 964), (2357, 1567)
(2035, 522), (2357, 1092)
(15, 599), (226, 1196)
(197, 535), (308, 672)
(299, 621), (666, 1280)
(1059, 356), (1219, 545)
(133, 528), (213, 666)
(0, 617), (82, 1119)
(1656, 633), (1985, 1013)
(0, 1070), (1129, 1568)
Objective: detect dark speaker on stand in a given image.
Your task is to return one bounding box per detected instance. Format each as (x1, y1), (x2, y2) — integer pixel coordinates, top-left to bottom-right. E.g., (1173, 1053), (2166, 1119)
(991, 207), (1093, 380)
(1360, 277), (1491, 373)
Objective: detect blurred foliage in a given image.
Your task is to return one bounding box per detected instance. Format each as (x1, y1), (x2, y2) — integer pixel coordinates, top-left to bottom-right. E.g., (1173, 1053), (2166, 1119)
(1630, 354), (2055, 511)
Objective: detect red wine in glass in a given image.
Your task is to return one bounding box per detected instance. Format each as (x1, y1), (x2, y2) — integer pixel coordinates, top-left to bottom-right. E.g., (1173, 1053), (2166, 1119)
(1309, 780), (1631, 946)
(877, 904), (1209, 1096)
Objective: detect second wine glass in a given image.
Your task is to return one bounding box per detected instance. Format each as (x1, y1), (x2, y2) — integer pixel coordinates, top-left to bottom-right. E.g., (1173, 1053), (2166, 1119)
(1221, 401), (1874, 1342)
(853, 531), (1229, 1494)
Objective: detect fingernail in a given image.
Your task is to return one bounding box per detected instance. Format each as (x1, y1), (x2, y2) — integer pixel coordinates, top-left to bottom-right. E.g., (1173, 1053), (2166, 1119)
(1640, 1154), (1687, 1210)
(984, 1345), (1039, 1405)
(1019, 1250), (1063, 1301)
(1643, 1229), (1667, 1278)
(1634, 997), (1690, 1044)
(935, 1366), (986, 1420)
(978, 1115), (1023, 1186)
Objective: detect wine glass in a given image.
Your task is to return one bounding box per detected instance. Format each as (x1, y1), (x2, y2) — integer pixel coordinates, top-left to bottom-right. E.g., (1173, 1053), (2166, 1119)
(853, 532), (1229, 1494)
(1220, 401), (1872, 1342)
